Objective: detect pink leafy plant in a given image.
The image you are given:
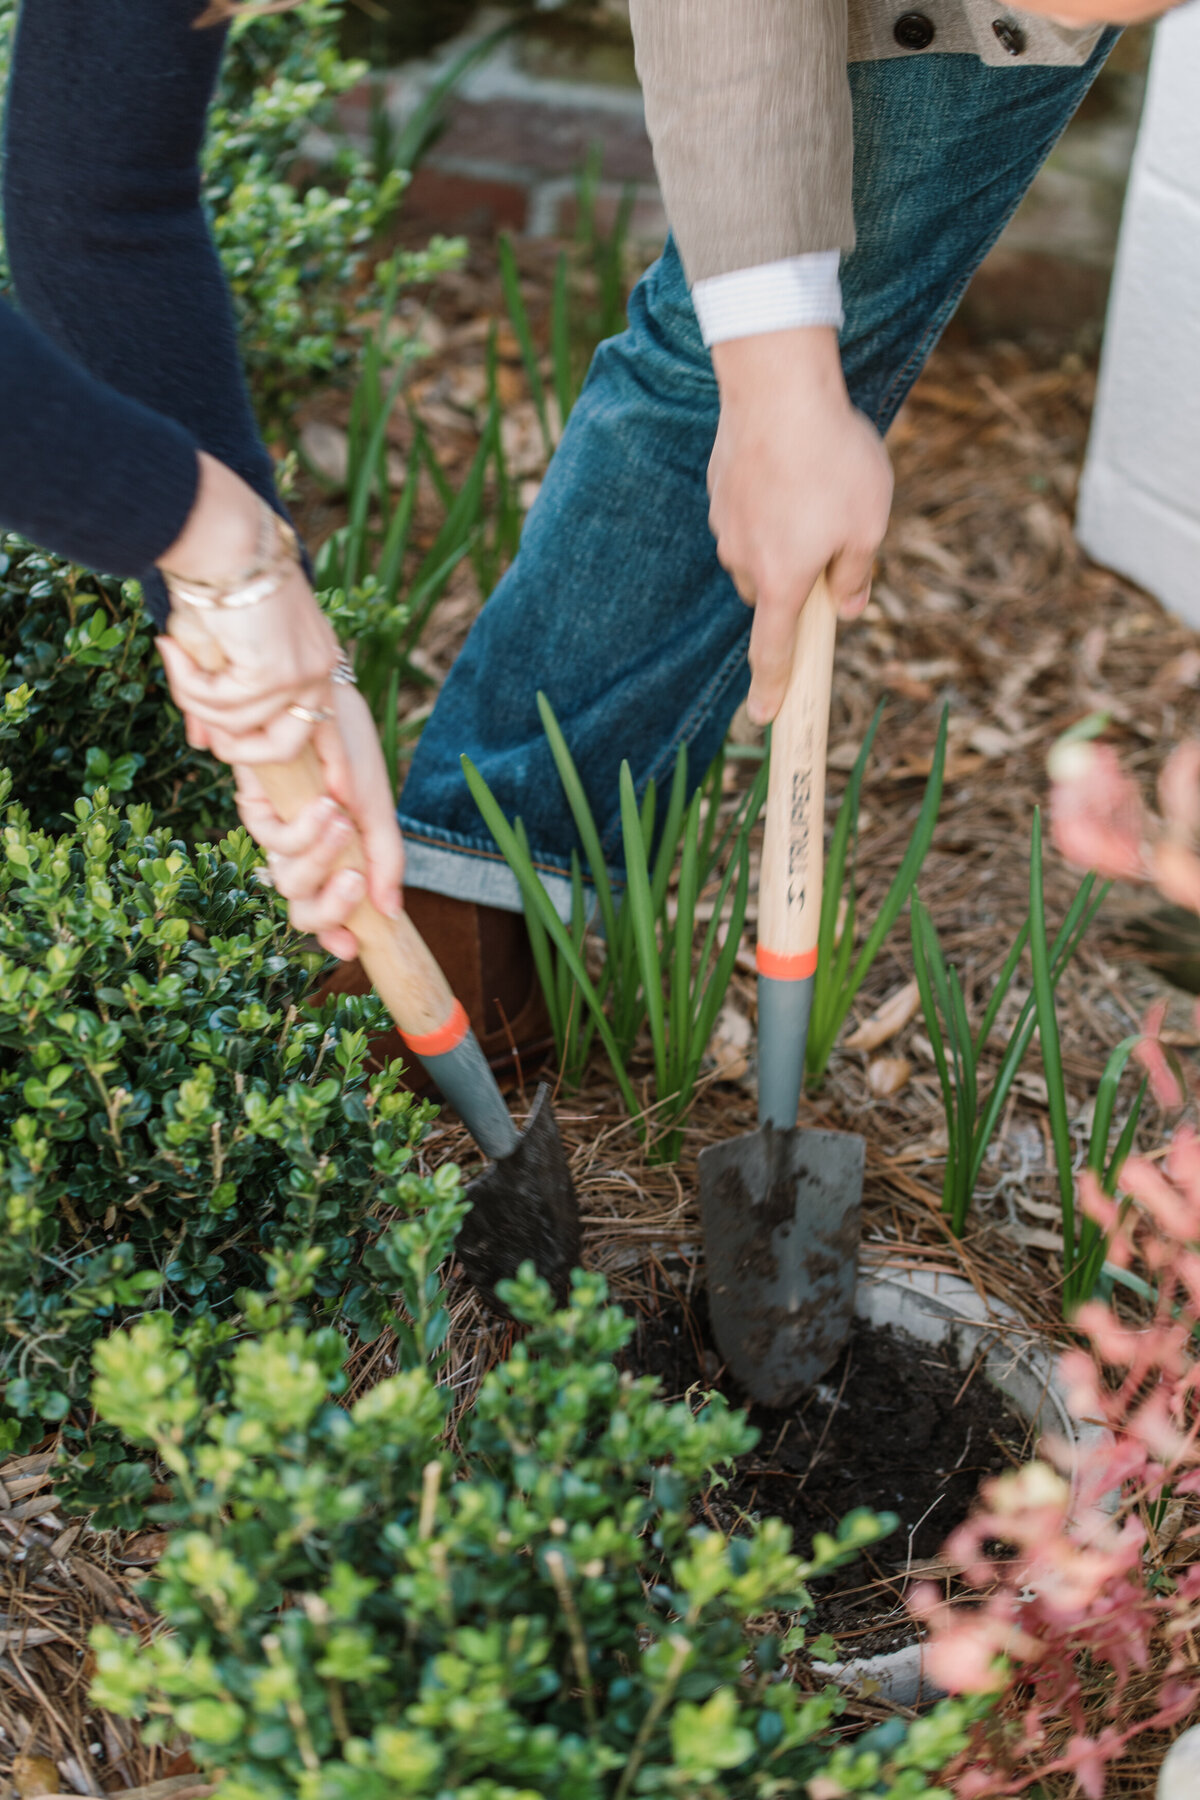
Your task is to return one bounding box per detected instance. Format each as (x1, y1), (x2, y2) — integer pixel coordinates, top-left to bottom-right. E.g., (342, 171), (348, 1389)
(906, 735), (1200, 1795)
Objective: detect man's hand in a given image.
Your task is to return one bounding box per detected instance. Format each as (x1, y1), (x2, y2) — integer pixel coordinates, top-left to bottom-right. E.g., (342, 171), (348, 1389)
(708, 325), (893, 725)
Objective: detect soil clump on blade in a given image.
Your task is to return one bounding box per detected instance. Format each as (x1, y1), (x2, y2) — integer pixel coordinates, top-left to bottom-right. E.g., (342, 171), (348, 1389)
(633, 1296), (1031, 1657)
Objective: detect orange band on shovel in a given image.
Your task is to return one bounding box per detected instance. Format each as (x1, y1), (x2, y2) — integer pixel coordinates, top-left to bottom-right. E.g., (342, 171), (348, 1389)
(756, 946), (818, 981)
(401, 999), (471, 1059)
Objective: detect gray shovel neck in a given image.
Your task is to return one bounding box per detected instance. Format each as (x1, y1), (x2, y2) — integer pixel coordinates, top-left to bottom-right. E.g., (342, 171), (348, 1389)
(757, 972), (816, 1131)
(416, 1029), (519, 1160)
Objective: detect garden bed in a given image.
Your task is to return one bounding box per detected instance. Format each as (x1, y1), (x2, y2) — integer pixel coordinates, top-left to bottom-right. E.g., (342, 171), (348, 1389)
(5, 226), (1200, 1795)
(634, 1296), (1032, 1659)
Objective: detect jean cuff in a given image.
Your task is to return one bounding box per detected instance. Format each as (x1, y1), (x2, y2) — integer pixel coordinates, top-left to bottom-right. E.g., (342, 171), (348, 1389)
(397, 819), (590, 926)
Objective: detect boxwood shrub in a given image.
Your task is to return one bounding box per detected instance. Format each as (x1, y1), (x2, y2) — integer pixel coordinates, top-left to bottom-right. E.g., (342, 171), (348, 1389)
(0, 774), (433, 1453)
(90, 1193), (984, 1799)
(0, 535), (233, 834)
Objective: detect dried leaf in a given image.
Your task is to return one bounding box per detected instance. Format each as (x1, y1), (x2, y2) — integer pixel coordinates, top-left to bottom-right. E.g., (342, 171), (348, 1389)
(889, 749), (985, 783)
(299, 419), (349, 490)
(826, 738), (863, 772)
(119, 1530), (170, 1566)
(1152, 648), (1200, 695)
(845, 980), (921, 1052)
(968, 724), (1021, 760)
(499, 402), (547, 478)
(12, 1754), (61, 1798)
(866, 1056), (912, 1097)
(879, 661), (934, 702)
(708, 1004), (753, 1082)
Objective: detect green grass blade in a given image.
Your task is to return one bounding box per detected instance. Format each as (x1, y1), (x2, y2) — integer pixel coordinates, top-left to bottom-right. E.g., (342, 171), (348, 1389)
(1076, 1086), (1145, 1304)
(620, 762), (667, 1098)
(376, 435), (422, 599)
(379, 666), (401, 796)
(417, 417), (492, 582)
(832, 707), (948, 1039)
(463, 755), (641, 1121)
(551, 250), (574, 430)
(691, 784), (763, 1034)
(1029, 809), (1076, 1287)
(514, 817), (562, 1052)
(344, 359), (410, 584)
(640, 776), (657, 855)
(692, 843), (752, 1063)
(536, 692), (619, 953)
(498, 232), (551, 457)
(972, 919), (1030, 1062)
(697, 746), (726, 875)
(598, 183), (636, 337)
(1104, 1077), (1146, 1192)
(390, 19), (515, 172)
(574, 142), (602, 249)
(821, 704), (882, 941)
(1087, 1035), (1142, 1178)
(691, 853), (742, 1035)
(700, 751), (770, 898)
(672, 793), (702, 1085)
(969, 871), (1104, 1191)
(910, 900), (963, 1226)
(565, 852), (589, 1081)
(948, 966), (977, 1126)
(650, 743), (689, 923)
(809, 706), (892, 1073)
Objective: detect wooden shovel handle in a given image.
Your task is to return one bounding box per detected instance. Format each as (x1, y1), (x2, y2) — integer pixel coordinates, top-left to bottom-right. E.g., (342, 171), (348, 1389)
(756, 575), (839, 979)
(168, 609), (460, 1050)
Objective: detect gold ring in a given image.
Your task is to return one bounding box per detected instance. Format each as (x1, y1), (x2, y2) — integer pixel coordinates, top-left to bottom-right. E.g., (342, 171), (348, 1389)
(287, 702), (334, 725)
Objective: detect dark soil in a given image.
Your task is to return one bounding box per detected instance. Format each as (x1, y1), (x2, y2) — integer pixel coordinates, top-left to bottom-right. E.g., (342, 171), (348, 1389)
(633, 1289), (1034, 1657)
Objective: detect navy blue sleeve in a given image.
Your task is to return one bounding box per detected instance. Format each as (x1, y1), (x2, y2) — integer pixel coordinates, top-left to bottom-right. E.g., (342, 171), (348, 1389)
(1, 0), (284, 611)
(0, 293), (200, 578)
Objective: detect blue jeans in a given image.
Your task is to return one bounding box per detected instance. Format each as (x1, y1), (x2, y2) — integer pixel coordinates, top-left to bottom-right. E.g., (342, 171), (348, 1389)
(399, 37), (1117, 917)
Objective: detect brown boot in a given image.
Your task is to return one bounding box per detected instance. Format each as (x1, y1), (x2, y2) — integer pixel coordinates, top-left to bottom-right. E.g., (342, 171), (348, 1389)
(314, 889), (554, 1090)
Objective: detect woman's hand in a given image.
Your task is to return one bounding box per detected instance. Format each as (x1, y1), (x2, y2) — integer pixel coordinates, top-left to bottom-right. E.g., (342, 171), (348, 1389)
(155, 450), (341, 758)
(231, 683), (405, 960)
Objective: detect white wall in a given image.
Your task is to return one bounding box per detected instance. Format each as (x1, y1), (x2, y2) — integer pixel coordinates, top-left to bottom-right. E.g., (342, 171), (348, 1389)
(1076, 6), (1200, 627)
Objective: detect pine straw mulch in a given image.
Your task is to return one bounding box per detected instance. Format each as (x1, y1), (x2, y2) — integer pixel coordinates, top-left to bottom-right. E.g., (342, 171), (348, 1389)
(6, 246), (1200, 1793)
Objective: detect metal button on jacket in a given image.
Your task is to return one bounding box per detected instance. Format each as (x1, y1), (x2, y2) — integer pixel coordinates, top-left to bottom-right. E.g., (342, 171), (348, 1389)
(893, 11), (937, 48)
(992, 17), (1027, 52)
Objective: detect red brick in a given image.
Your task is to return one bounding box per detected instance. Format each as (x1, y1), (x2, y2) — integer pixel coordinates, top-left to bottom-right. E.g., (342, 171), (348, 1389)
(403, 167), (529, 237)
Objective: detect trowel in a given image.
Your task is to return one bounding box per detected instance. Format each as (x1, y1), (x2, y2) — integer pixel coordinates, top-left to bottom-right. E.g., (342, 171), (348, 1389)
(168, 609), (580, 1313)
(698, 576), (864, 1407)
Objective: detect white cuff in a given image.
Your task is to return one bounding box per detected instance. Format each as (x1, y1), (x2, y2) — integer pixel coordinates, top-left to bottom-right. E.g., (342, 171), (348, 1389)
(691, 253), (844, 348)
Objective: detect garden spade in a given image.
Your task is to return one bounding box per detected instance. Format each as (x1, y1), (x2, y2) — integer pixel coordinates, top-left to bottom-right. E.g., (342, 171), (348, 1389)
(698, 576), (863, 1407)
(167, 610), (580, 1314)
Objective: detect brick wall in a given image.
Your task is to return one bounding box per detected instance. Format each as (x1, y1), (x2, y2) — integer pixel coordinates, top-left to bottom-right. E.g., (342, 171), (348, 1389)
(1076, 5), (1200, 625)
(337, 5), (665, 248)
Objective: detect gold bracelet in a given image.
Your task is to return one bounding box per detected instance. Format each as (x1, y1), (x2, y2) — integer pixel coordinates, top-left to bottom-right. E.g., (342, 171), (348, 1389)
(161, 497), (302, 612)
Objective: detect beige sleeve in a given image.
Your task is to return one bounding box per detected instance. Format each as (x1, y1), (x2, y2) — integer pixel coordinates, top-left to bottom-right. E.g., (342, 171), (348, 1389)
(628, 0), (855, 285)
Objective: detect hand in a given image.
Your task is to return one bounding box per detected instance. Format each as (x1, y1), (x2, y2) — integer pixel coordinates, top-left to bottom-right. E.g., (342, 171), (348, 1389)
(155, 450), (341, 757)
(708, 326), (893, 725)
(232, 683), (405, 960)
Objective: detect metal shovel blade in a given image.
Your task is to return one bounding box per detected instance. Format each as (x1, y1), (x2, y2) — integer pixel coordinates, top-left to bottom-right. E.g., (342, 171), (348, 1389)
(698, 1124), (864, 1408)
(456, 1084), (580, 1315)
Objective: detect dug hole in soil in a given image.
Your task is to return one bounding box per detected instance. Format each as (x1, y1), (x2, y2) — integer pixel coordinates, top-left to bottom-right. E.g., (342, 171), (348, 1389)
(632, 1275), (1035, 1661)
